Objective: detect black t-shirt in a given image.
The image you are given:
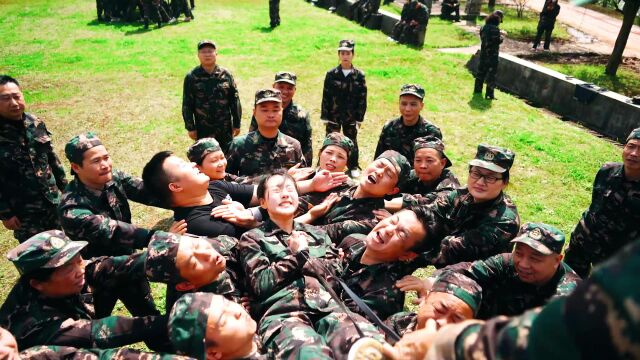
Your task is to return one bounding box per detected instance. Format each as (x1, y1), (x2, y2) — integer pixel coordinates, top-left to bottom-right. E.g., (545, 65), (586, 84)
(173, 181), (254, 237)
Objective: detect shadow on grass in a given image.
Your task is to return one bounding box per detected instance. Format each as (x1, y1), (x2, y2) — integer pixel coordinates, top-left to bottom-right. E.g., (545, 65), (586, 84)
(468, 93), (492, 110)
(86, 19), (154, 36)
(254, 25), (276, 33)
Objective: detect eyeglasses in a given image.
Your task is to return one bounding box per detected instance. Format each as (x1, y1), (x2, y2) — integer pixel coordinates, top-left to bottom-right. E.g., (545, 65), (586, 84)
(469, 169), (503, 184)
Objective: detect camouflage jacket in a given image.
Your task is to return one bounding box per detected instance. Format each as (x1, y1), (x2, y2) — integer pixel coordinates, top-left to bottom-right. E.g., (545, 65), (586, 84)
(565, 163), (640, 277)
(225, 131), (305, 183)
(374, 116), (442, 164)
(439, 253), (581, 319)
(20, 345), (194, 360)
(401, 1), (429, 28)
(58, 170), (159, 258)
(0, 114), (67, 220)
(479, 23), (502, 61)
(296, 170), (355, 216)
(339, 234), (420, 321)
(422, 188), (520, 267)
(400, 168), (460, 204)
(182, 65), (242, 137)
(320, 65), (367, 124)
(434, 238), (640, 360)
(238, 220), (343, 318)
(162, 235), (244, 310)
(0, 255), (166, 350)
(249, 101), (313, 162)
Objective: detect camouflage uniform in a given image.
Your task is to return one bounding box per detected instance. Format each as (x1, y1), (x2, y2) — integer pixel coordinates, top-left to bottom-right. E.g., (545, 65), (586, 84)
(392, 1), (429, 45)
(238, 220), (384, 359)
(269, 0), (280, 27)
(0, 113), (67, 242)
(142, 0), (171, 28)
(564, 162), (640, 277)
(186, 137), (244, 183)
(0, 231), (168, 351)
(58, 133), (160, 318)
(226, 132), (304, 184)
(441, 223), (580, 319)
(374, 116), (442, 164)
(144, 232), (244, 311)
(249, 73), (312, 162)
(351, 0), (381, 24)
(182, 42), (242, 153)
(339, 234), (421, 321)
(20, 346), (193, 360)
(474, 19), (503, 98)
(321, 40), (367, 171)
(410, 145), (520, 267)
(425, 237), (640, 360)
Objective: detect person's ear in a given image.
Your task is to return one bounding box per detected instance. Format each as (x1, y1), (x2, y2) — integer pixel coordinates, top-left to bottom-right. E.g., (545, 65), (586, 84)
(387, 187), (400, 196)
(168, 182), (182, 192)
(398, 252), (418, 262)
(29, 279), (45, 292)
(70, 162), (82, 174)
(175, 282), (196, 291)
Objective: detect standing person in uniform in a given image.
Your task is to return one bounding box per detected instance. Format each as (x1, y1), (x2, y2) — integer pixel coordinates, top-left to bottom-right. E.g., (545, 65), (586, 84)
(249, 72), (313, 162)
(269, 0), (280, 27)
(374, 84), (442, 164)
(473, 11), (504, 100)
(564, 127), (640, 277)
(0, 75), (68, 243)
(321, 39), (367, 178)
(532, 0), (560, 51)
(182, 40), (242, 153)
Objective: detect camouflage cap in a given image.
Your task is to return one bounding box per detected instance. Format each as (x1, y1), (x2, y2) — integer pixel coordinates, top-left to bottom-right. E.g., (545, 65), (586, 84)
(145, 231), (184, 283)
(626, 127), (640, 143)
(197, 39), (216, 50)
(432, 271), (483, 315)
(400, 84), (425, 100)
(321, 132), (354, 160)
(169, 292), (212, 360)
(254, 88), (282, 105)
(274, 71), (297, 85)
(64, 132), (103, 164)
(337, 39), (355, 51)
(187, 137), (222, 164)
(468, 144), (515, 173)
(7, 230), (87, 276)
(511, 222), (565, 255)
(413, 136), (452, 168)
(376, 150), (411, 187)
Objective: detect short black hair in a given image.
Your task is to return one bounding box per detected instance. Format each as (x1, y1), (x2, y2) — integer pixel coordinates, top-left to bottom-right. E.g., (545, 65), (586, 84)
(142, 151), (175, 208)
(21, 267), (56, 287)
(256, 169), (299, 200)
(0, 75), (19, 87)
(406, 205), (442, 253)
(485, 13), (501, 25)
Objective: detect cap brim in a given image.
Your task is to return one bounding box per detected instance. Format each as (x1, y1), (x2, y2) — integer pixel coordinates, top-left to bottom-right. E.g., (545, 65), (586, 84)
(469, 159), (506, 173)
(274, 79), (296, 85)
(337, 47), (353, 51)
(511, 237), (553, 255)
(198, 44), (216, 50)
(443, 155), (453, 168)
(400, 91), (424, 100)
(44, 241), (88, 268)
(255, 97), (282, 105)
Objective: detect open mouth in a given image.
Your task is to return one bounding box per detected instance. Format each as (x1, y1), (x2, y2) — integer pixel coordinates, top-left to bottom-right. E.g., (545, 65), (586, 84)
(367, 174), (377, 184)
(325, 164), (336, 171)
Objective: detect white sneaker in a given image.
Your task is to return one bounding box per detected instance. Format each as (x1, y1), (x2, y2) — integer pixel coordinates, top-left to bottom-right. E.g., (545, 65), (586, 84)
(168, 17), (177, 24)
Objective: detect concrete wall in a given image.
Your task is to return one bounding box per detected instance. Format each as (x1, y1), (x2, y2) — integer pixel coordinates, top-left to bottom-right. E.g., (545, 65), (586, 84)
(467, 52), (640, 142)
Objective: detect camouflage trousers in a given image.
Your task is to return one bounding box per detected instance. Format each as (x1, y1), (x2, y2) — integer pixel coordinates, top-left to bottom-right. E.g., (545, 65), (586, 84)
(326, 122), (360, 170)
(196, 122), (234, 154)
(385, 311), (417, 339)
(476, 56), (498, 89)
(171, 0), (192, 18)
(392, 22), (425, 46)
(13, 205), (61, 243)
(260, 310), (384, 359)
(21, 345), (190, 360)
(269, 0), (280, 26)
(142, 0), (171, 25)
(86, 255), (160, 319)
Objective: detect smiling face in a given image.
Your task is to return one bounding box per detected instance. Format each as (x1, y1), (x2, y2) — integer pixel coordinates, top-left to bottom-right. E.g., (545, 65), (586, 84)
(273, 82), (296, 106)
(512, 242), (562, 286)
(399, 94), (424, 124)
(197, 46), (217, 67)
(164, 155), (211, 198)
(359, 158), (400, 197)
(30, 254), (86, 298)
(0, 82), (25, 121)
(466, 166), (506, 203)
(205, 295), (257, 360)
(175, 237), (226, 289)
(623, 139), (640, 176)
(418, 291), (474, 330)
(318, 145), (348, 173)
(414, 148), (447, 183)
(198, 150), (228, 180)
(259, 174), (299, 219)
(72, 145), (113, 189)
(364, 209), (426, 262)
(253, 101), (283, 133)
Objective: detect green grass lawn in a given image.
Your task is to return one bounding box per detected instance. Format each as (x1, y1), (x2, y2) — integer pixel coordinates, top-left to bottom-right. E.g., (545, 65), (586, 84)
(485, 3), (570, 42)
(544, 62), (640, 97)
(0, 0), (621, 311)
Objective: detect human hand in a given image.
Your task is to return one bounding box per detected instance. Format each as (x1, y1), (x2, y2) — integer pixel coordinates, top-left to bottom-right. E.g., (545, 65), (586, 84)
(232, 128), (241, 137)
(307, 193), (340, 219)
(311, 169), (349, 192)
(1, 216), (21, 230)
(372, 208), (392, 221)
(211, 200), (257, 228)
(188, 130), (197, 140)
(380, 319), (439, 360)
(168, 219), (187, 235)
(288, 163), (315, 181)
(288, 230), (309, 253)
(395, 275), (434, 299)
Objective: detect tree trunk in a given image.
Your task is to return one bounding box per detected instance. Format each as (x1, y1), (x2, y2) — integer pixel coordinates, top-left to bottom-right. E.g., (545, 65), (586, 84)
(605, 0), (640, 75)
